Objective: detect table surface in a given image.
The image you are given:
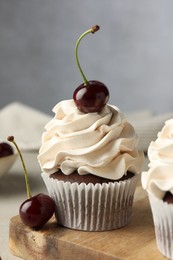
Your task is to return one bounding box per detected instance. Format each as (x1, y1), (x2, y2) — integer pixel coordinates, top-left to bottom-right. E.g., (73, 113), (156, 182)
(0, 153), (165, 260)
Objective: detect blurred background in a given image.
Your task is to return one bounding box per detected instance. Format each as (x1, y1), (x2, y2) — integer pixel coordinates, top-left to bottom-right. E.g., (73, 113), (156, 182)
(1, 0), (173, 115)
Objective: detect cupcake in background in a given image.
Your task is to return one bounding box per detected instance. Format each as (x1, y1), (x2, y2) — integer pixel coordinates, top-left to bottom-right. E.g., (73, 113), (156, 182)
(38, 100), (144, 231)
(142, 118), (173, 259)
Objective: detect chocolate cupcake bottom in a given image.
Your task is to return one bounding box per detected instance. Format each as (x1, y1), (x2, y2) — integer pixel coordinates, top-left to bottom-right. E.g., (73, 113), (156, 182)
(42, 172), (139, 231)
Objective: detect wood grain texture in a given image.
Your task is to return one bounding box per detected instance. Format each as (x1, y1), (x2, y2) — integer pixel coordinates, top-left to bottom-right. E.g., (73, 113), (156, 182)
(9, 185), (165, 260)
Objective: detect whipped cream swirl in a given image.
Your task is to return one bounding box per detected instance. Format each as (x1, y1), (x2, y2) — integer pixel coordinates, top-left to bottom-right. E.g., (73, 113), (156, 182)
(142, 119), (173, 199)
(38, 100), (143, 180)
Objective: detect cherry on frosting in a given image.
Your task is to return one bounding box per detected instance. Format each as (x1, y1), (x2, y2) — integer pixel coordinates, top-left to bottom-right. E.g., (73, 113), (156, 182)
(73, 25), (109, 113)
(73, 80), (109, 113)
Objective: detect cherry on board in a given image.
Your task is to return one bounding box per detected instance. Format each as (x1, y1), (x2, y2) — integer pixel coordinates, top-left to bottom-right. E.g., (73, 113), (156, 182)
(19, 193), (55, 228)
(7, 136), (55, 229)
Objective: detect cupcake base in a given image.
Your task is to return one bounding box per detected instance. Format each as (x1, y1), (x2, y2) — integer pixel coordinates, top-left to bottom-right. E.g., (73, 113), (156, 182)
(149, 195), (173, 259)
(42, 172), (139, 231)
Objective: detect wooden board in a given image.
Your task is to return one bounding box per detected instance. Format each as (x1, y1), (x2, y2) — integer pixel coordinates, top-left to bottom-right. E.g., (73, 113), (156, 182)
(9, 185), (166, 260)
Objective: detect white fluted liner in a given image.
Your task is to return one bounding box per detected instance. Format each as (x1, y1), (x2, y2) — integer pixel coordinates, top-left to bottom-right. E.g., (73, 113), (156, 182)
(42, 172), (138, 231)
(149, 195), (173, 259)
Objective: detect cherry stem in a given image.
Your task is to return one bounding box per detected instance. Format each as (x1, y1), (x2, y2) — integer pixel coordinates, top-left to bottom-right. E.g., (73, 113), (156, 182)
(75, 25), (100, 85)
(7, 136), (31, 199)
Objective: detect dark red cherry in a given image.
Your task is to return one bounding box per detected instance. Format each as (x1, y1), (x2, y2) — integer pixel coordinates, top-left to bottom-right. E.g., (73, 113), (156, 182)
(19, 193), (55, 228)
(0, 142), (13, 158)
(74, 25), (109, 113)
(73, 80), (109, 113)
(7, 136), (56, 229)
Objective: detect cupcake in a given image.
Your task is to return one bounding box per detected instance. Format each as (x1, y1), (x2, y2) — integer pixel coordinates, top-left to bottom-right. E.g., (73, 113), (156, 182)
(142, 118), (173, 259)
(38, 100), (143, 231)
(38, 25), (144, 231)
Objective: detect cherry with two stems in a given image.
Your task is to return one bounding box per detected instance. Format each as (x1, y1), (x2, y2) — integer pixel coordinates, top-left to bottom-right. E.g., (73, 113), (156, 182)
(73, 25), (109, 113)
(7, 136), (55, 229)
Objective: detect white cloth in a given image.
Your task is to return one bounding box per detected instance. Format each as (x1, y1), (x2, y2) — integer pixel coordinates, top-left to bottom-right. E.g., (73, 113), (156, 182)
(0, 102), (173, 152)
(0, 102), (51, 151)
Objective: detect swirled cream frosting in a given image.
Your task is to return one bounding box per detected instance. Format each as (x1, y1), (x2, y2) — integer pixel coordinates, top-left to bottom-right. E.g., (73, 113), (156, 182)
(38, 100), (144, 180)
(142, 119), (173, 199)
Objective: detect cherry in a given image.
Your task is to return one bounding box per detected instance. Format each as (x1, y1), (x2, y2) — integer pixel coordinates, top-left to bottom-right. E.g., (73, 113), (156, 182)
(73, 25), (109, 113)
(73, 80), (109, 113)
(7, 136), (55, 229)
(20, 193), (55, 228)
(0, 142), (13, 158)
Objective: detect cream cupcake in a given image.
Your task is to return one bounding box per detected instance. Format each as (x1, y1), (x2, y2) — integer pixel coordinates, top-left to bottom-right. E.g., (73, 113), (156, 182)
(142, 118), (173, 259)
(38, 24), (143, 231)
(38, 99), (144, 231)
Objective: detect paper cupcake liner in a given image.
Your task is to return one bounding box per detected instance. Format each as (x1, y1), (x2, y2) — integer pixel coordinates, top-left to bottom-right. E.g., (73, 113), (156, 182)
(42, 172), (139, 231)
(149, 195), (173, 259)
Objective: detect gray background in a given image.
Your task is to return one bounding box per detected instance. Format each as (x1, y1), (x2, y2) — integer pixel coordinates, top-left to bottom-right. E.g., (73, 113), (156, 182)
(1, 0), (173, 115)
